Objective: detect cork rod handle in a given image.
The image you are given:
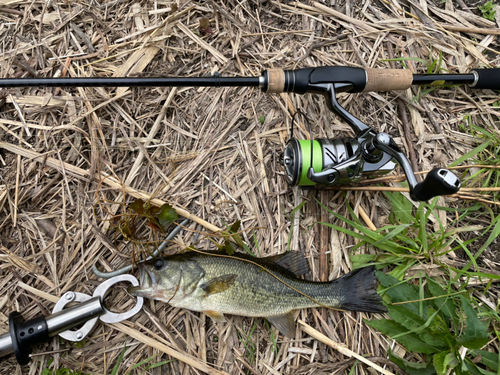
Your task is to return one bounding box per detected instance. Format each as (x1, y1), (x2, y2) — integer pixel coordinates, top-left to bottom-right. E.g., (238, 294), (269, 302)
(266, 69), (285, 93)
(363, 68), (413, 92)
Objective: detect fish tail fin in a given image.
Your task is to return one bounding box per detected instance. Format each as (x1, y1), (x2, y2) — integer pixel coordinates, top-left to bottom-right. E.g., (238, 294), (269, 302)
(332, 266), (387, 313)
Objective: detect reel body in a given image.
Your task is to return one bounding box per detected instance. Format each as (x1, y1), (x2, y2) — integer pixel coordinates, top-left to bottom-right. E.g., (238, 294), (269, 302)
(283, 137), (397, 187)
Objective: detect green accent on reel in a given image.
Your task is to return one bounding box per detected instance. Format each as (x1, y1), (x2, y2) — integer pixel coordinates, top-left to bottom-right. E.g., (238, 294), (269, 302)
(297, 140), (323, 186)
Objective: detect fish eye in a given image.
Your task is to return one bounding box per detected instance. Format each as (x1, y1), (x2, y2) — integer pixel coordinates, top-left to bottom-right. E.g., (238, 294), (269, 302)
(154, 259), (165, 270)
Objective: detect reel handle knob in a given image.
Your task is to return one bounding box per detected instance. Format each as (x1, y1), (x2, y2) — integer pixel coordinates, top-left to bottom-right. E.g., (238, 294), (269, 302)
(411, 168), (461, 201)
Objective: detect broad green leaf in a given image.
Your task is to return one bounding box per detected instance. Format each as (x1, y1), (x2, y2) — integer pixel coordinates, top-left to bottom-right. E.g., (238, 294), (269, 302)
(377, 272), (420, 315)
(433, 351), (458, 375)
(476, 350), (500, 372)
(224, 239), (236, 256)
(433, 351), (448, 375)
(230, 220), (241, 233)
(387, 304), (426, 330)
(129, 199), (145, 214)
(350, 254), (376, 269)
(365, 319), (438, 354)
(229, 221), (244, 248)
(158, 204), (178, 228)
(388, 349), (437, 375)
(464, 358), (498, 375)
(426, 278), (459, 329)
(386, 304), (447, 348)
(383, 191), (415, 224)
(426, 307), (456, 348)
(457, 296), (489, 349)
(231, 233), (244, 248)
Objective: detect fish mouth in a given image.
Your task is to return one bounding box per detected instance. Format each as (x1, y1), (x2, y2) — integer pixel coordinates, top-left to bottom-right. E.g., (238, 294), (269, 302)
(127, 263), (156, 297)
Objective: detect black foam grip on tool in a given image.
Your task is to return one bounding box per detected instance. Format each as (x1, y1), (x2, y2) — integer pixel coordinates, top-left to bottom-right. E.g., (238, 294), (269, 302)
(9, 311), (49, 365)
(472, 69), (500, 90)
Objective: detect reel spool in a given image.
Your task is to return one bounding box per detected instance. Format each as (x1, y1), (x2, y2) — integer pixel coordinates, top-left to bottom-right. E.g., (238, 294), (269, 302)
(283, 138), (362, 186)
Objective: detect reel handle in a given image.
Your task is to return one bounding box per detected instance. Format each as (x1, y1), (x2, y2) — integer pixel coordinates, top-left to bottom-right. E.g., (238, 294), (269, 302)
(412, 168), (461, 201)
(369, 133), (461, 201)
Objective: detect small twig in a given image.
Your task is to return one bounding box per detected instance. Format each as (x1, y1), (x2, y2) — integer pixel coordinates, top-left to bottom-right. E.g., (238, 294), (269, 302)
(298, 320), (396, 375)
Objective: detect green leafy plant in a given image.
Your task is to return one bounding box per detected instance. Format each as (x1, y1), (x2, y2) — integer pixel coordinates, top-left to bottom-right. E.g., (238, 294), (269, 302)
(479, 1), (497, 21)
(128, 199), (178, 235)
(366, 273), (495, 374)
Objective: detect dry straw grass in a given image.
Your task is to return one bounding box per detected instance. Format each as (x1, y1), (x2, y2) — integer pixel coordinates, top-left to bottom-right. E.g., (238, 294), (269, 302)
(0, 0), (499, 374)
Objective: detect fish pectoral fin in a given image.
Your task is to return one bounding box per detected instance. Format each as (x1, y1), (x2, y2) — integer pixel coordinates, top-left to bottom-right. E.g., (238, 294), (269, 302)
(200, 274), (237, 296)
(266, 312), (295, 339)
(204, 310), (226, 322)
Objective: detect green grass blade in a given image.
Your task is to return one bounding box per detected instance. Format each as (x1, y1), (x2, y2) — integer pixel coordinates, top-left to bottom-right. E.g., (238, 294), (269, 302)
(448, 140), (491, 167)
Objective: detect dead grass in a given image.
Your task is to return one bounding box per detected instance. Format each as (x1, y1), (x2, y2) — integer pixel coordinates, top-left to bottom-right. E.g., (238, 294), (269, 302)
(0, 0), (499, 374)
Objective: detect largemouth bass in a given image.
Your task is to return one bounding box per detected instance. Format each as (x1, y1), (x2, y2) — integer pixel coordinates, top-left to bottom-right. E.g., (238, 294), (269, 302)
(128, 250), (386, 337)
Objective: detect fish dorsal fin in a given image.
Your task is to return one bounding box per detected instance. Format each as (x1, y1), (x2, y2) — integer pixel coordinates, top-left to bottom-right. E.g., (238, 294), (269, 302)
(266, 312), (295, 338)
(200, 274), (237, 296)
(204, 310), (226, 322)
(265, 251), (310, 277)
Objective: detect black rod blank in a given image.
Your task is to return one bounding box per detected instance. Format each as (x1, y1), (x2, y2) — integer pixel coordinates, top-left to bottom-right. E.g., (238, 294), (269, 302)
(412, 73), (475, 86)
(0, 76), (261, 88)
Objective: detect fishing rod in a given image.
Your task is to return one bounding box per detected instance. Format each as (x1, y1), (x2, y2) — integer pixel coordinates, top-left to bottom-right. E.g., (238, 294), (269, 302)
(2, 66), (499, 201)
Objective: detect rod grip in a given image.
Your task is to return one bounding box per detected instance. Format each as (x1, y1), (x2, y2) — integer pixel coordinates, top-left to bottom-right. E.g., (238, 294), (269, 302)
(363, 68), (413, 92)
(471, 69), (500, 90)
(266, 69), (285, 93)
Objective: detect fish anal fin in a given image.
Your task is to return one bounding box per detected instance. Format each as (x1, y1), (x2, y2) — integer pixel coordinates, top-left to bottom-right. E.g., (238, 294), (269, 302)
(200, 274), (237, 296)
(265, 251), (310, 277)
(204, 310), (226, 322)
(266, 312), (295, 338)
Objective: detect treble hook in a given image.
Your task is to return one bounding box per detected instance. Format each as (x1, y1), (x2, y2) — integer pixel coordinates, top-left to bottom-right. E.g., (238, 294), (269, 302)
(92, 219), (190, 278)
